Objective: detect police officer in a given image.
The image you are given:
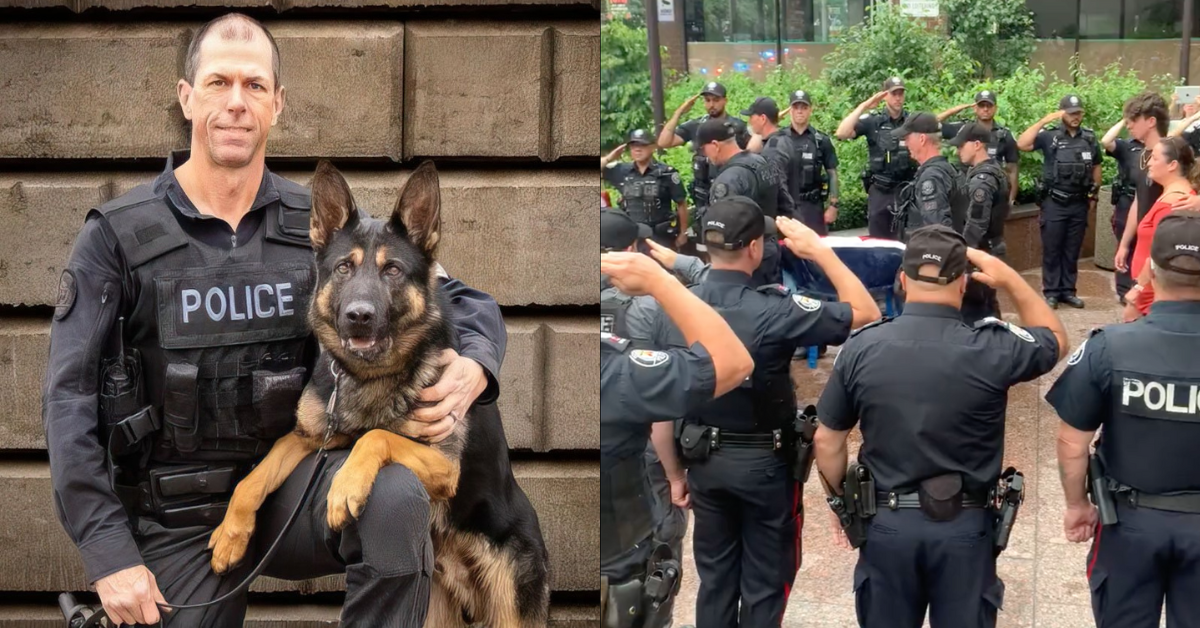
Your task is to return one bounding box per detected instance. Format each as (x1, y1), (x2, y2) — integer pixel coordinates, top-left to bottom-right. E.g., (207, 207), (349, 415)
(949, 122), (1012, 324)
(937, 90), (1019, 203)
(659, 82), (751, 209)
(739, 96), (796, 221)
(696, 118), (791, 285)
(602, 129), (690, 250)
(752, 90), (841, 235)
(890, 112), (968, 241)
(1111, 92), (1168, 302)
(600, 251), (754, 628)
(1047, 212), (1200, 626)
(814, 226), (1066, 628)
(650, 198), (880, 627)
(42, 14), (507, 627)
(836, 77), (917, 240)
(1018, 94), (1103, 309)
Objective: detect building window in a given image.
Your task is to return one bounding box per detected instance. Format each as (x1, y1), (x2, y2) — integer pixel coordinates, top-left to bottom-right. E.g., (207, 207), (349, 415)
(783, 0), (812, 42)
(686, 0), (866, 42)
(1125, 0), (1181, 39)
(1080, 0), (1122, 39)
(1027, 1), (1079, 39)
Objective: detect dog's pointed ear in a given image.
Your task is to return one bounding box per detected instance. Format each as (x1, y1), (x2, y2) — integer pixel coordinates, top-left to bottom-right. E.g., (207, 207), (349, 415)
(310, 160), (357, 250)
(390, 160), (441, 257)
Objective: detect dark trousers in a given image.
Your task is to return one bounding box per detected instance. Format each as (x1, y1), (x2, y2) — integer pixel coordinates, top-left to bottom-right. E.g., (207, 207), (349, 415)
(867, 184), (901, 240)
(131, 451), (433, 627)
(1039, 196), (1090, 298)
(751, 235), (782, 286)
(688, 448), (800, 628)
(644, 443), (688, 627)
(1112, 194), (1136, 300)
(1087, 502), (1200, 627)
(796, 198), (828, 236)
(854, 508), (1002, 628)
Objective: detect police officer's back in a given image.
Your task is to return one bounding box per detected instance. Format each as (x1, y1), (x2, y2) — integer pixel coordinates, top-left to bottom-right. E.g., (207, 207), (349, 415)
(815, 226), (1066, 628)
(890, 112), (968, 241)
(652, 198), (879, 627)
(1048, 212), (1200, 626)
(950, 122), (1012, 324)
(599, 251), (753, 628)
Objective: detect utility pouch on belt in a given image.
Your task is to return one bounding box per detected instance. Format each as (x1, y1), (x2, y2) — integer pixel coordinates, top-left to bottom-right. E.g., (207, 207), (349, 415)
(993, 467), (1025, 557)
(1089, 454), (1119, 526)
(602, 578), (644, 628)
(251, 367), (306, 439)
(163, 363), (200, 453)
(918, 473), (965, 522)
(677, 423), (715, 462)
(791, 405), (819, 483)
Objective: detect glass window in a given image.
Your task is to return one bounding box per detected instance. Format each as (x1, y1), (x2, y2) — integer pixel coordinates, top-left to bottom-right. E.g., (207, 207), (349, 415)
(1080, 0), (1122, 38)
(1125, 0), (1181, 39)
(1027, 1), (1079, 39)
(783, 0), (812, 42)
(686, 0), (778, 43)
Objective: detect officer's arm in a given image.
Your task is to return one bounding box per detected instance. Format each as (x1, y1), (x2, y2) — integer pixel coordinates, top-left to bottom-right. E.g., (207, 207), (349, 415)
(672, 253), (711, 285)
(999, 257), (1068, 359)
(773, 148), (797, 219)
(933, 170), (955, 227)
(1005, 162), (1018, 205)
(837, 92), (884, 140)
(824, 135), (841, 204)
(963, 176), (994, 247)
(814, 343), (858, 489)
(746, 133), (765, 154)
(1018, 113), (1059, 151)
(43, 216), (144, 585)
(440, 276), (506, 403)
(1046, 333), (1110, 507)
(658, 116), (691, 149)
(607, 343), (718, 423)
(937, 105), (972, 123)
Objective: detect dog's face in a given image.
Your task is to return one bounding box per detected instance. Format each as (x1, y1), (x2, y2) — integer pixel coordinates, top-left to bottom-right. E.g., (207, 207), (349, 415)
(308, 160), (442, 369)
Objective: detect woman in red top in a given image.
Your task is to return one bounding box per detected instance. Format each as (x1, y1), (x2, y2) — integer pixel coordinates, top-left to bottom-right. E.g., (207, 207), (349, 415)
(1123, 136), (1200, 320)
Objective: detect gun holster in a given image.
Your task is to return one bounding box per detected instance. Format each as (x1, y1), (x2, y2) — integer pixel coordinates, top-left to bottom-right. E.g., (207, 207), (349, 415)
(1089, 453), (1119, 526)
(677, 423), (716, 463)
(993, 467), (1025, 557)
(825, 463), (873, 549)
(601, 544), (680, 628)
(791, 405), (819, 483)
(917, 473), (965, 522)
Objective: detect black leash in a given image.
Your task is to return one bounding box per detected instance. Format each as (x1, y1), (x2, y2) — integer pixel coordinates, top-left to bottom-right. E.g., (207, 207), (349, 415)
(64, 363), (345, 628)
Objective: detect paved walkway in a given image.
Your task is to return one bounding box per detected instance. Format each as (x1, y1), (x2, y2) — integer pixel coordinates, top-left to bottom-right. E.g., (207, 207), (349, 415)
(672, 263), (1143, 627)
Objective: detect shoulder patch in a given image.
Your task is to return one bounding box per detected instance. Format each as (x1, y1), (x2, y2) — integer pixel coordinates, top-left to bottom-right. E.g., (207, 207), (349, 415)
(671, 172), (681, 184)
(601, 332), (630, 351)
(921, 180), (935, 195)
(859, 113), (871, 120)
(629, 349), (671, 368)
(605, 161), (620, 169)
(792, 294), (822, 312)
(712, 182), (729, 199)
(975, 316), (1035, 342)
(1066, 339), (1088, 366)
(850, 316), (893, 337)
(973, 187), (988, 203)
(53, 269), (77, 322)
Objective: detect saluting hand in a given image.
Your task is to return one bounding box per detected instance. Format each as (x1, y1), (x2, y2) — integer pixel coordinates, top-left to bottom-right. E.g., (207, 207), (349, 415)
(965, 247), (1016, 289)
(776, 216), (827, 260)
(679, 93), (701, 115)
(866, 90), (888, 108)
(601, 252), (677, 296)
(644, 238), (679, 270)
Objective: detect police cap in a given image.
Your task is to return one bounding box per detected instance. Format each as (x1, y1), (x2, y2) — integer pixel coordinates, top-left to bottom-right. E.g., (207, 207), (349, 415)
(883, 76), (906, 93)
(947, 121), (993, 147)
(700, 82), (727, 98)
(701, 196), (777, 250)
(889, 112), (941, 139)
(903, 225), (969, 285)
(740, 96), (780, 120)
(601, 209), (652, 252)
(974, 90), (997, 105)
(1151, 210), (1200, 275)
(1059, 94), (1084, 113)
(695, 118), (737, 145)
(789, 90), (812, 106)
(627, 129), (653, 145)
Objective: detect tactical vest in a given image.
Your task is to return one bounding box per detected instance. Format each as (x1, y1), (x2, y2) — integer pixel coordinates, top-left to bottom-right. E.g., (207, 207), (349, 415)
(1045, 128), (1096, 194)
(619, 165), (673, 225)
(601, 287), (632, 337)
(789, 129), (828, 199)
(970, 160), (1011, 248)
(1102, 323), (1200, 494)
(868, 113), (917, 185)
(721, 153), (779, 218)
(599, 335), (657, 567)
(99, 176), (316, 467)
(904, 159), (968, 236)
(682, 289), (795, 433)
(987, 127), (1011, 164)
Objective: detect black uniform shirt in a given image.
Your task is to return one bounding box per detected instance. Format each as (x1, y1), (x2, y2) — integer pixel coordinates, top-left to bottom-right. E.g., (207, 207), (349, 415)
(784, 125), (839, 197)
(1046, 301), (1200, 494)
(1033, 126), (1103, 192)
(602, 160), (687, 224)
(43, 151), (508, 584)
(908, 156), (962, 233)
(818, 304), (1060, 493)
(943, 121), (1019, 167)
(964, 159), (1009, 248)
(853, 110), (915, 179)
(600, 333), (716, 463)
(710, 152), (767, 204)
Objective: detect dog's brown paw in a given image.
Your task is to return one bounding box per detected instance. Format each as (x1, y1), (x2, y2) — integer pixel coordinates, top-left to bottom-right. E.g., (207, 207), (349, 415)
(209, 509), (256, 574)
(326, 463), (376, 531)
(422, 461), (459, 502)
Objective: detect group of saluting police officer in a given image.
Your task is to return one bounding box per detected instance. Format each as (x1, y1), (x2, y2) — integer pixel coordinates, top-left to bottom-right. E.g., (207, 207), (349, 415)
(602, 79), (1200, 628)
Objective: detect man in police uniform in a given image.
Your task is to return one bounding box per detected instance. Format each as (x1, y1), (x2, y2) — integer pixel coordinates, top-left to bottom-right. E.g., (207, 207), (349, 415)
(752, 90), (841, 235)
(600, 251), (754, 628)
(836, 77), (917, 240)
(42, 15), (506, 627)
(890, 112), (967, 242)
(814, 226), (1066, 628)
(950, 122), (1012, 324)
(696, 118), (791, 285)
(742, 96), (797, 222)
(1048, 212), (1200, 626)
(937, 90), (1019, 204)
(1110, 92), (1168, 302)
(1018, 94), (1103, 309)
(602, 129), (690, 250)
(650, 198), (880, 627)
(659, 82), (751, 209)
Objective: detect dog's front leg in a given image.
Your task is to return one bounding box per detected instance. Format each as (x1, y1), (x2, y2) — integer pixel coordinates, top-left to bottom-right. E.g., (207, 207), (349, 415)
(327, 429), (459, 531)
(209, 431), (323, 574)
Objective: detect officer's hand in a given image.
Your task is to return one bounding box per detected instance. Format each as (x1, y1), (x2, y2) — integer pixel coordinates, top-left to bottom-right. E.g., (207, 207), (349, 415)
(669, 476), (691, 509)
(675, 232), (688, 248)
(1063, 503), (1098, 543)
(645, 238), (679, 270)
(605, 143), (628, 161)
(776, 216), (826, 260)
(1169, 193), (1200, 212)
(824, 205), (838, 225)
(95, 565), (168, 626)
(411, 349), (487, 443)
(780, 107), (792, 120)
(829, 510), (851, 550)
(866, 90), (888, 107)
(601, 252), (677, 296)
(965, 247), (1015, 289)
(681, 93), (700, 114)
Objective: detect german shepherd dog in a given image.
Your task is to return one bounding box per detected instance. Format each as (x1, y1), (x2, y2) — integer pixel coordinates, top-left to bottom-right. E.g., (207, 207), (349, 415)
(208, 161), (550, 626)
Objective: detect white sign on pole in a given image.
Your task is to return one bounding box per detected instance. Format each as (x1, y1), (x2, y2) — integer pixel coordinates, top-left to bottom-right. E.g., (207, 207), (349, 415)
(900, 0), (938, 18)
(658, 0), (676, 22)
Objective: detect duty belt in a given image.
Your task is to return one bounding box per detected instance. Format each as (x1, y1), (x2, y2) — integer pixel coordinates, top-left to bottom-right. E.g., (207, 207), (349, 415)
(713, 428), (783, 450)
(115, 464), (241, 528)
(878, 490), (991, 510)
(1116, 487), (1200, 515)
(796, 188), (824, 202)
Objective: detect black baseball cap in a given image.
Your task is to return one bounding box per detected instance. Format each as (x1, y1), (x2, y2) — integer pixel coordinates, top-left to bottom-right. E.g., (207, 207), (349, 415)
(740, 96), (779, 119)
(1059, 94), (1084, 113)
(627, 129), (653, 145)
(695, 118), (736, 145)
(883, 76), (906, 93)
(1151, 211), (1200, 275)
(975, 90), (997, 105)
(947, 121), (993, 147)
(889, 112), (941, 138)
(701, 196), (777, 250)
(789, 90), (812, 106)
(902, 225), (969, 285)
(601, 209), (652, 252)
(700, 82), (727, 98)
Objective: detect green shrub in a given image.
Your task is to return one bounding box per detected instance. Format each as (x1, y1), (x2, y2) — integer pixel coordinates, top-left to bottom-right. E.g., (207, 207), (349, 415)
(942, 0), (1036, 80)
(601, 19), (653, 150)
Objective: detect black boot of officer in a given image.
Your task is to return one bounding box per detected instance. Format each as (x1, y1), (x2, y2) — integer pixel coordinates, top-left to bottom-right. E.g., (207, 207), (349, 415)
(1049, 213), (1200, 628)
(815, 226), (1065, 628)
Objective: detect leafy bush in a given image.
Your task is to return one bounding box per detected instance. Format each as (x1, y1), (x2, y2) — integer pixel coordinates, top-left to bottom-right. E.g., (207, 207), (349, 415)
(942, 0), (1035, 80)
(601, 19), (653, 150)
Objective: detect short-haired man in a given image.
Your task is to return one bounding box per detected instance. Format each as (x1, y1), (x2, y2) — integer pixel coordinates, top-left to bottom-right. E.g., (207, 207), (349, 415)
(659, 82), (752, 210)
(890, 112), (967, 242)
(937, 90), (1019, 206)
